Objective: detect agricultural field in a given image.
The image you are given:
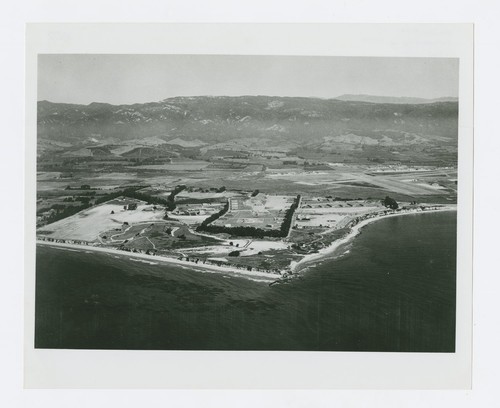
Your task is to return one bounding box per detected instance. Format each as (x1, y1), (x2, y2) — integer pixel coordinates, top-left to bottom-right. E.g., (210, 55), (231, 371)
(175, 188), (241, 200)
(132, 160), (211, 171)
(261, 164), (457, 200)
(36, 134), (457, 272)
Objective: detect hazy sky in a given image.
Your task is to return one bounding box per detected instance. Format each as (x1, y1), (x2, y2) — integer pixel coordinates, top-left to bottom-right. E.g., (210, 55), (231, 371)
(38, 54), (458, 105)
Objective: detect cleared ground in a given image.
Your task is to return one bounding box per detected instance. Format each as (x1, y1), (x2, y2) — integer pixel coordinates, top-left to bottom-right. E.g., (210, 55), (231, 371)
(180, 239), (288, 257)
(295, 198), (383, 229)
(37, 198), (166, 241)
(263, 166), (456, 197)
(176, 190), (240, 200)
(212, 194), (294, 230)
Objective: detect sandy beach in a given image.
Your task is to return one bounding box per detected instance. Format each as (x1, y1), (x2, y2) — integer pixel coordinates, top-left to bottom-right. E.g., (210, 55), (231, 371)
(37, 205), (456, 282)
(290, 206), (457, 273)
(36, 240), (277, 282)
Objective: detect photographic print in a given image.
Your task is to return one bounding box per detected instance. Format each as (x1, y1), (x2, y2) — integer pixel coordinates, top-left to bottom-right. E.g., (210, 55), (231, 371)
(34, 53), (460, 352)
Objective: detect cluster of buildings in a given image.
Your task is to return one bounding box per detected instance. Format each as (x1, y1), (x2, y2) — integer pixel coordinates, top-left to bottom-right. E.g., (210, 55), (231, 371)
(172, 202), (225, 217)
(176, 255), (283, 275)
(37, 236), (96, 246)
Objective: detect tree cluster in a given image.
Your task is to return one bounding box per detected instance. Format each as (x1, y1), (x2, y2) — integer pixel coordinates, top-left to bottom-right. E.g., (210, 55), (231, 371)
(196, 195), (301, 238)
(382, 196), (399, 210)
(164, 185), (187, 211)
(40, 202), (92, 223)
(122, 189), (169, 206)
(197, 201), (230, 229)
(93, 187), (142, 205)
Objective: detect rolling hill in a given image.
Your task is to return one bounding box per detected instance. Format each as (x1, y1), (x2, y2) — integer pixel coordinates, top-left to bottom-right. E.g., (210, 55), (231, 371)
(37, 96), (458, 149)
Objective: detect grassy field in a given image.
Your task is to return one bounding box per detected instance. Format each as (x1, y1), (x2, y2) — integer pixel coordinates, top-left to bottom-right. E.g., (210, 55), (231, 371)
(100, 221), (221, 252)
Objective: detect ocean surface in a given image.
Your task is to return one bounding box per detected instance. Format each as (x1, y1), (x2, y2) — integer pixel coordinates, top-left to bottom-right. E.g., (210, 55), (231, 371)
(35, 211), (457, 352)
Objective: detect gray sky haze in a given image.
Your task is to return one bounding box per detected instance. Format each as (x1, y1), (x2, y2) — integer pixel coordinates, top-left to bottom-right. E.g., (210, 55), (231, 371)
(38, 54), (459, 105)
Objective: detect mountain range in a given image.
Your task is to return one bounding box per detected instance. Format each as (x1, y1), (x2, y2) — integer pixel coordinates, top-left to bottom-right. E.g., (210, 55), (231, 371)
(37, 95), (458, 151)
(334, 94), (458, 104)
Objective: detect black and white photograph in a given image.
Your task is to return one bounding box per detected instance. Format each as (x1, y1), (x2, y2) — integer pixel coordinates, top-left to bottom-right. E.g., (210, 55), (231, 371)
(34, 53), (460, 352)
(3, 0), (500, 403)
(19, 22), (477, 391)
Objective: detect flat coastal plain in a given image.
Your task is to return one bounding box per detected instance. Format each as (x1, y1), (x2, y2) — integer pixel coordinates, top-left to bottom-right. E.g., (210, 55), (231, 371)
(34, 94), (459, 351)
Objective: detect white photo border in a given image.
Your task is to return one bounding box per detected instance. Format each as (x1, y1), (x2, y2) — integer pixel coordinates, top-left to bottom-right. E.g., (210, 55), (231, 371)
(24, 23), (473, 389)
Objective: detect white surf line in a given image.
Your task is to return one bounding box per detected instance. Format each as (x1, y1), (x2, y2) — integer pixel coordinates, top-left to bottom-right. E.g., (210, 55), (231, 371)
(36, 240), (277, 281)
(291, 206), (457, 273)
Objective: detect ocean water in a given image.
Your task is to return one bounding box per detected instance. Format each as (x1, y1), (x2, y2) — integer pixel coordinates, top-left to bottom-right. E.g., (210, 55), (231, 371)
(35, 211), (456, 352)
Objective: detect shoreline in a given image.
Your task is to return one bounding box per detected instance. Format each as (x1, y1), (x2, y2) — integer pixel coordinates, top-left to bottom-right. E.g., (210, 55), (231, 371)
(37, 205), (457, 283)
(290, 206), (457, 273)
(36, 240), (277, 282)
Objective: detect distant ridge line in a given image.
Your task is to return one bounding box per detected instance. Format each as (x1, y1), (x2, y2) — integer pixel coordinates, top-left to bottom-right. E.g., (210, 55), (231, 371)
(38, 94), (458, 107)
(335, 94), (458, 104)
